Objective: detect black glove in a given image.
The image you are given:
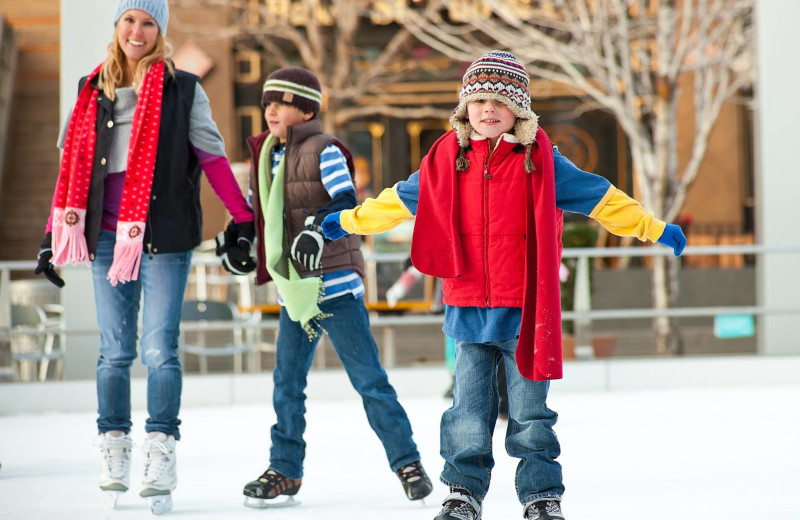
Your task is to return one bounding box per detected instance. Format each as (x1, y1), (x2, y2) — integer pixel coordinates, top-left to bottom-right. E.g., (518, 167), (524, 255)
(215, 220), (256, 275)
(290, 215), (325, 271)
(34, 232), (65, 288)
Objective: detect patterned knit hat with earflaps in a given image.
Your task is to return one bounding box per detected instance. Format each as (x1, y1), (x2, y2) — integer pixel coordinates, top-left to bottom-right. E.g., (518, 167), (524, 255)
(449, 50), (539, 170)
(261, 67), (323, 117)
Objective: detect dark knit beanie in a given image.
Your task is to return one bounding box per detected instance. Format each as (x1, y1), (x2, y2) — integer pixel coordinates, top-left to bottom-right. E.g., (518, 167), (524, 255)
(261, 67), (323, 116)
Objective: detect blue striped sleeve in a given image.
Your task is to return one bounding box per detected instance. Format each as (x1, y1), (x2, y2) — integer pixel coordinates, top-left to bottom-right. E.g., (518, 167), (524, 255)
(320, 144), (355, 198)
(554, 147), (613, 215)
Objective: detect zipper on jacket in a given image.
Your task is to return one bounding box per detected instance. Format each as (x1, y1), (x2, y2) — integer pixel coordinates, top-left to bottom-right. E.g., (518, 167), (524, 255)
(483, 155), (491, 306)
(146, 212), (154, 259)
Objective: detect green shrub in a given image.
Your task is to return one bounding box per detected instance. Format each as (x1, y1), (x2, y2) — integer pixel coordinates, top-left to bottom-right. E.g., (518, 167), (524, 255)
(560, 221), (598, 333)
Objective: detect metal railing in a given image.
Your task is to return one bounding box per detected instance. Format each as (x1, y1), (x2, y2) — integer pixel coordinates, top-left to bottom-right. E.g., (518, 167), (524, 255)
(2, 243), (800, 378)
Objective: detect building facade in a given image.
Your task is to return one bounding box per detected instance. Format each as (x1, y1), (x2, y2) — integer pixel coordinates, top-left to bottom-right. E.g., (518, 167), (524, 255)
(0, 1), (755, 263)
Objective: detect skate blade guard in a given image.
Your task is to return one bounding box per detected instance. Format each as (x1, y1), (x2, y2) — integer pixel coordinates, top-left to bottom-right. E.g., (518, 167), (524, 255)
(244, 495), (300, 509)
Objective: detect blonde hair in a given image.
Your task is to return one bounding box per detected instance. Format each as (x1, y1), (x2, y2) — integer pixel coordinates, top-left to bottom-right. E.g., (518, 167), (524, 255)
(98, 27), (175, 100)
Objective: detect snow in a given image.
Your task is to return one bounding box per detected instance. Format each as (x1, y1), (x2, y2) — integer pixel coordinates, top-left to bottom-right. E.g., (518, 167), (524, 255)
(1, 369), (799, 520)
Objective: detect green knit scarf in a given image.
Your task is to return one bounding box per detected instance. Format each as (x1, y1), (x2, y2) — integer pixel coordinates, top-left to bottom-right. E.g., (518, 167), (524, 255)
(258, 135), (330, 339)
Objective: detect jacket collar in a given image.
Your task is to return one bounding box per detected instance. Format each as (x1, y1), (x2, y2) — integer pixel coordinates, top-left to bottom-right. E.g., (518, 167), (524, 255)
(285, 118), (322, 147)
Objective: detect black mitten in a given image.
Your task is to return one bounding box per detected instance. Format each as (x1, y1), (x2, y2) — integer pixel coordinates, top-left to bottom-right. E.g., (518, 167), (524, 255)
(34, 232), (65, 288)
(290, 215), (325, 271)
(215, 220), (256, 275)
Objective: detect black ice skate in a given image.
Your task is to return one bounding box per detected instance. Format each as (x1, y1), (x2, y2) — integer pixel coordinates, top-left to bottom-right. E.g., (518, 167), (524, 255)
(524, 498), (565, 520)
(434, 489), (482, 520)
(242, 468), (302, 508)
(396, 460), (433, 501)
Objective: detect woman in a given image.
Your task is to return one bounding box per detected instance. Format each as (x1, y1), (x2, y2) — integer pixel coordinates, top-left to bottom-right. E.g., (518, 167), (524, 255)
(34, 0), (254, 513)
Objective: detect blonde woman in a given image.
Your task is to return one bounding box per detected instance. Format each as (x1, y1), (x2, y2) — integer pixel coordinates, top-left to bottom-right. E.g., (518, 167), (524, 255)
(35, 0), (254, 513)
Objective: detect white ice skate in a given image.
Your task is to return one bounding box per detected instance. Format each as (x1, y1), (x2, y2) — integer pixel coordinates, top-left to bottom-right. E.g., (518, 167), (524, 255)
(140, 432), (177, 515)
(95, 431), (132, 508)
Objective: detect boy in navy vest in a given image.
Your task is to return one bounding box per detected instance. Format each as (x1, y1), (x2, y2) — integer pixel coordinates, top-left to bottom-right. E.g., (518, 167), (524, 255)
(224, 67), (433, 508)
(321, 51), (686, 520)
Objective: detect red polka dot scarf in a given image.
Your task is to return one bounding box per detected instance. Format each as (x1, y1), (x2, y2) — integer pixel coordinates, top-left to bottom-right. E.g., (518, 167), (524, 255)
(52, 61), (164, 286)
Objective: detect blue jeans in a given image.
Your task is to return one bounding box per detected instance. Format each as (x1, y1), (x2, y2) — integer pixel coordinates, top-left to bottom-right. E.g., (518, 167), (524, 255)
(440, 338), (563, 504)
(91, 230), (192, 440)
(269, 295), (420, 479)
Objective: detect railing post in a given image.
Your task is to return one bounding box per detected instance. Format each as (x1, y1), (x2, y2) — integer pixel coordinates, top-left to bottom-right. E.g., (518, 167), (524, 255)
(195, 264), (207, 301)
(0, 267), (10, 329)
(573, 256), (593, 358)
(382, 326), (396, 368)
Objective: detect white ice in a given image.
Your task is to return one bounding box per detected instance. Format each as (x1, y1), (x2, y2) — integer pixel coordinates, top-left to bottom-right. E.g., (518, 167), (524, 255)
(1, 367), (799, 520)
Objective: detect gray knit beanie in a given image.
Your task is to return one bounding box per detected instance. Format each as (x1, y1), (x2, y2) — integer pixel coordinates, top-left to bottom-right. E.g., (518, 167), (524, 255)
(114, 0), (170, 36)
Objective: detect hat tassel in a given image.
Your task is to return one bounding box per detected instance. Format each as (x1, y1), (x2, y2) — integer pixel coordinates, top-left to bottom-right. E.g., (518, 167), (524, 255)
(524, 144), (535, 173)
(456, 148), (470, 172)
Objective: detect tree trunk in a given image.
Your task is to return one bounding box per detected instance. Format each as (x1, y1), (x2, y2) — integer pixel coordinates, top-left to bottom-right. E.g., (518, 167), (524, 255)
(651, 255), (684, 355)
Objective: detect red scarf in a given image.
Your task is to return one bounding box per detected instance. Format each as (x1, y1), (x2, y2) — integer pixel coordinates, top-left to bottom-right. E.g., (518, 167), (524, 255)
(52, 61), (164, 286)
(412, 129), (564, 381)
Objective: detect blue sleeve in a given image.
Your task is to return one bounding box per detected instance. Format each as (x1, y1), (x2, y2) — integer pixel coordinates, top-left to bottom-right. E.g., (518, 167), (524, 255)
(396, 170), (420, 216)
(554, 146), (613, 215)
(317, 189), (357, 217)
(314, 144), (358, 219)
(319, 144), (356, 198)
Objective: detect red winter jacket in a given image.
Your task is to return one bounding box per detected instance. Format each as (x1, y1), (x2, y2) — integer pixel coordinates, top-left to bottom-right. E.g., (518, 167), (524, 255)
(412, 129), (564, 381)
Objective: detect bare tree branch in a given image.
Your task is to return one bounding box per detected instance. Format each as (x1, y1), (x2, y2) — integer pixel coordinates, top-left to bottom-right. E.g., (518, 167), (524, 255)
(399, 0), (755, 353)
(172, 0), (459, 132)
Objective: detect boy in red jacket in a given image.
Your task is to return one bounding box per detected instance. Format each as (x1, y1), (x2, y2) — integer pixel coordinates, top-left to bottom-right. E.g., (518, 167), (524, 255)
(321, 51), (686, 520)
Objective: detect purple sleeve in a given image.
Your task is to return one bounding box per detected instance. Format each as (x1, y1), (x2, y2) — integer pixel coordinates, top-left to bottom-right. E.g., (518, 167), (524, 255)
(193, 146), (253, 223)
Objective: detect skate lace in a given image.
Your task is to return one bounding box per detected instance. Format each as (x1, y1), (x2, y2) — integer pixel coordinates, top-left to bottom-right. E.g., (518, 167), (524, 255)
(258, 469), (286, 485)
(94, 435), (131, 478)
(398, 461), (423, 483)
(525, 499), (561, 519)
(441, 492), (480, 520)
(142, 438), (172, 482)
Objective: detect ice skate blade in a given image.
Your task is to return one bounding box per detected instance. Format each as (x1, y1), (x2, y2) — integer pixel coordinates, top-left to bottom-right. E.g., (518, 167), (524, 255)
(103, 490), (125, 509)
(244, 495), (300, 509)
(146, 494), (173, 515)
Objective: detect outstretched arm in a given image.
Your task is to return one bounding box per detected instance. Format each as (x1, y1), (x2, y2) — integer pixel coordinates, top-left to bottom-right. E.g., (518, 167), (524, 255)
(322, 171), (419, 240)
(554, 147), (685, 255)
(589, 187), (665, 243)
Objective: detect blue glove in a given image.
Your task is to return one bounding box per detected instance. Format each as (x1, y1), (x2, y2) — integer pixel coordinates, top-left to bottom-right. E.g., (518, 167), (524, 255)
(321, 212), (349, 241)
(657, 224), (687, 256)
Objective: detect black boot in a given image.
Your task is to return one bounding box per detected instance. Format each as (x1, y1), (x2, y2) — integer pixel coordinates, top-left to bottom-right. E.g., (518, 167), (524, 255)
(243, 468), (302, 508)
(524, 498), (564, 519)
(396, 460), (433, 500)
(434, 489), (482, 520)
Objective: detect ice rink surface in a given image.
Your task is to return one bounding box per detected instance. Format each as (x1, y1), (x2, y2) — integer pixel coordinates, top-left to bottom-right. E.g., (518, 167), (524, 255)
(1, 369), (799, 520)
